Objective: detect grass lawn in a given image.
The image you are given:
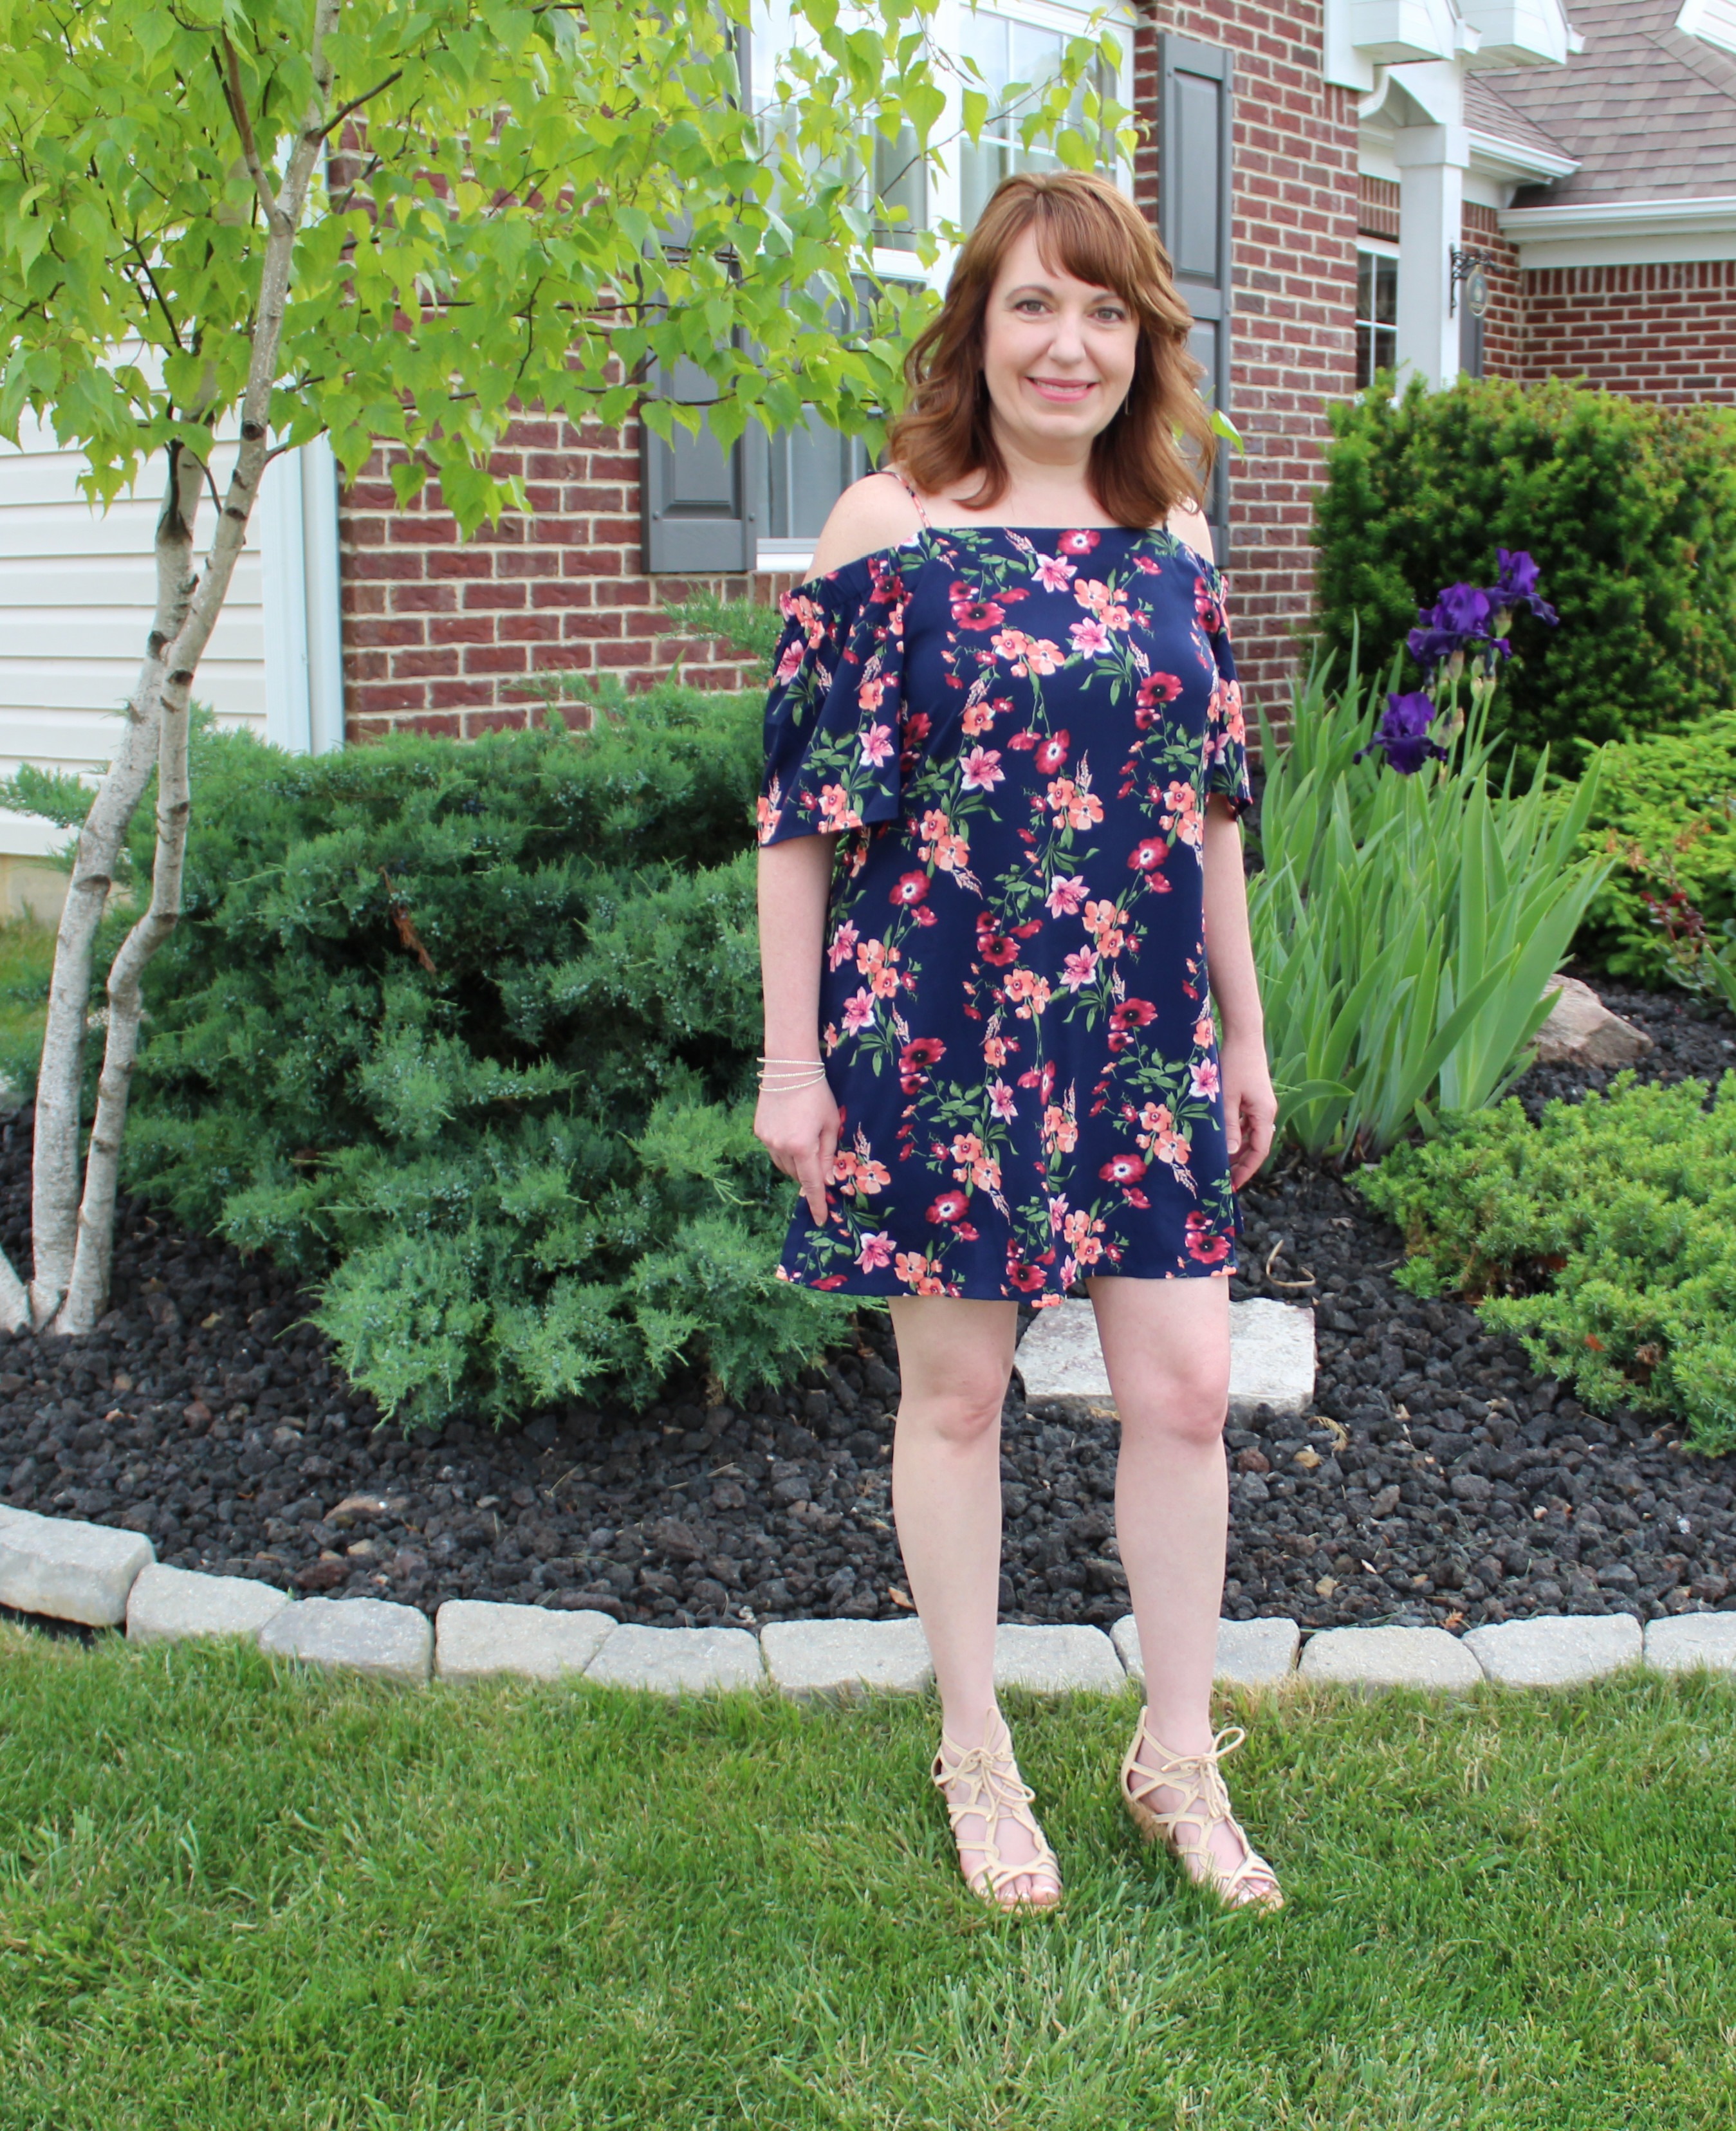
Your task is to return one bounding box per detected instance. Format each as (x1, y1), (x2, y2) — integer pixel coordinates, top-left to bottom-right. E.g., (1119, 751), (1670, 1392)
(1, 1621), (1732, 2130)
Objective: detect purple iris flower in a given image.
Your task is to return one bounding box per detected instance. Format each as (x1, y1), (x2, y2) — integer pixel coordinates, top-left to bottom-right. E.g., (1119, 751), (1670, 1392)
(1407, 582), (1494, 669)
(1489, 547), (1558, 626)
(1354, 690), (1450, 776)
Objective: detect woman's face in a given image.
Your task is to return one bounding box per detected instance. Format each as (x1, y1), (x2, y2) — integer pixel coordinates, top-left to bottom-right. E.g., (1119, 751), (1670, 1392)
(977, 224), (1139, 465)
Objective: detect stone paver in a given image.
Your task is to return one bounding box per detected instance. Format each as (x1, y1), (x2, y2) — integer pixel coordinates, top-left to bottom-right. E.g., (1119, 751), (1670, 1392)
(1298, 1623), (1482, 1691)
(1463, 1612), (1643, 1687)
(434, 1600), (618, 1683)
(1644, 1614), (1736, 1676)
(257, 1595), (433, 1683)
(1015, 1296), (1315, 1423)
(0, 1507), (154, 1627)
(1112, 1614), (1300, 1691)
(582, 1623), (764, 1694)
(761, 1617), (934, 1697)
(127, 1562), (291, 1646)
(993, 1622), (1125, 1695)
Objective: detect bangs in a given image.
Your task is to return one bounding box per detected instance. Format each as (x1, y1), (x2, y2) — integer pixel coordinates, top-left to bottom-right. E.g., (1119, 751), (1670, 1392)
(1024, 190), (1156, 314)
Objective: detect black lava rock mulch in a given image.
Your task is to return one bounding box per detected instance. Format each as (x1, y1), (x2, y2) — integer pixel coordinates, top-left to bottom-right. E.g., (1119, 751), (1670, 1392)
(1, 974), (1732, 1639)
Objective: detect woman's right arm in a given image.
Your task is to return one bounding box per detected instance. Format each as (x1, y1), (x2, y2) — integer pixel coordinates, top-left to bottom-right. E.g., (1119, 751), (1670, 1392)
(755, 833), (842, 1226)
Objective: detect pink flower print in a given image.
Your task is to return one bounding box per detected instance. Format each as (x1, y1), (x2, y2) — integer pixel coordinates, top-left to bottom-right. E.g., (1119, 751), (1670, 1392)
(961, 699), (997, 736)
(1043, 1103), (1079, 1155)
(827, 918), (860, 972)
(1060, 945), (1098, 992)
(856, 1231), (896, 1273)
(1194, 576), (1224, 632)
(755, 793), (776, 840)
(831, 1147), (857, 1189)
(960, 746), (1005, 792)
(1194, 1011), (1216, 1049)
(842, 988), (876, 1033)
(1100, 1152), (1148, 1185)
(889, 872), (929, 908)
(860, 722), (893, 766)
(1069, 616), (1112, 658)
(1004, 970), (1053, 1020)
(1185, 1210), (1232, 1265)
(1058, 528), (1101, 555)
(1045, 777), (1103, 832)
(1075, 580), (1131, 628)
(989, 1078), (1017, 1121)
(991, 627), (1032, 666)
(854, 1153), (891, 1194)
(1137, 670), (1183, 709)
(1046, 873), (1089, 917)
(1190, 1058), (1221, 1100)
(1128, 836), (1168, 875)
(1033, 553), (1076, 591)
(982, 1035), (1008, 1067)
(1021, 637), (1064, 677)
(817, 784), (863, 833)
(1082, 898), (1125, 941)
(1033, 731), (1070, 775)
(858, 676), (887, 711)
(775, 637), (805, 683)
(927, 1188), (971, 1225)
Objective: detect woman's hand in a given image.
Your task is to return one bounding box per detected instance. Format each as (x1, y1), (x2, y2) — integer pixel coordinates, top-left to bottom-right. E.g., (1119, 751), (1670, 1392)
(1219, 1031), (1277, 1191)
(754, 1075), (842, 1226)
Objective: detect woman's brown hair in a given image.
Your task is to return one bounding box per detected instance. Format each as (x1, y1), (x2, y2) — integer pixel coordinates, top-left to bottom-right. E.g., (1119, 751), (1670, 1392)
(885, 169), (1215, 527)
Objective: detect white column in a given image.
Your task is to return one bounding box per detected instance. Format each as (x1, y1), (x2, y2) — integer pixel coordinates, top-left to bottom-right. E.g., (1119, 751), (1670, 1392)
(259, 438), (345, 755)
(1393, 123), (1471, 391)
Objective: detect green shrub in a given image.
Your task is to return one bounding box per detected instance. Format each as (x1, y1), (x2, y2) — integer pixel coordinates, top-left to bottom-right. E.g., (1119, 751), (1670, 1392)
(1248, 649), (1612, 1161)
(79, 687), (849, 1428)
(1560, 710), (1736, 987)
(1358, 1075), (1736, 1455)
(1313, 375), (1736, 770)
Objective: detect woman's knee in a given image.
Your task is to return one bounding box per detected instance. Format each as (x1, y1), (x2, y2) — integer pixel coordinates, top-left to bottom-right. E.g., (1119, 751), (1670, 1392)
(1118, 1363), (1230, 1448)
(897, 1367), (1009, 1450)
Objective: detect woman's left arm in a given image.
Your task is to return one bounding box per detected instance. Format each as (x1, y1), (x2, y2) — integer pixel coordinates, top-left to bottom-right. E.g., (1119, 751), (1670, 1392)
(1202, 796), (1277, 1190)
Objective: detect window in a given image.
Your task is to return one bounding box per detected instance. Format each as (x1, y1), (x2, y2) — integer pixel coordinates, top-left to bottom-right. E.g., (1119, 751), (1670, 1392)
(956, 10), (1116, 230)
(1356, 247), (1398, 388)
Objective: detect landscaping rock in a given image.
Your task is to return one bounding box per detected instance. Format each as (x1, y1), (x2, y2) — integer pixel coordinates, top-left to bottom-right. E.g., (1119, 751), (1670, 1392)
(257, 1595), (433, 1683)
(1463, 1612), (1643, 1686)
(582, 1623), (764, 1693)
(1532, 975), (1653, 1069)
(1643, 1614), (1736, 1676)
(1298, 1623), (1482, 1692)
(761, 1617), (933, 1696)
(127, 1562), (290, 1645)
(1111, 1612), (1300, 1690)
(434, 1599), (616, 1683)
(0, 1506), (153, 1627)
(993, 1622), (1125, 1695)
(1015, 1296), (1315, 1423)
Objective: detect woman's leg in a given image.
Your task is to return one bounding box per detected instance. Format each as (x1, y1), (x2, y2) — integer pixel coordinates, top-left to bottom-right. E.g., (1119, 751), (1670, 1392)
(888, 1295), (1057, 1904)
(1090, 1273), (1275, 1890)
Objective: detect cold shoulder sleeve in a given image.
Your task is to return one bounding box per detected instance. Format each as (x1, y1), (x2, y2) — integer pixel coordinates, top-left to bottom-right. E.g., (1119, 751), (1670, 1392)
(1197, 562), (1252, 818)
(757, 552), (912, 845)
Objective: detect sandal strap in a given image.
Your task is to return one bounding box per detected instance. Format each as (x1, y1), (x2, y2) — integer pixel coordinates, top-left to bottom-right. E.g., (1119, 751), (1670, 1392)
(1123, 1714), (1281, 1905)
(933, 1721), (1062, 1899)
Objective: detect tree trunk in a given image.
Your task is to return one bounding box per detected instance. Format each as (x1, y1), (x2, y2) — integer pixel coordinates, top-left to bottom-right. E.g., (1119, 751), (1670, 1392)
(44, 1), (342, 1336)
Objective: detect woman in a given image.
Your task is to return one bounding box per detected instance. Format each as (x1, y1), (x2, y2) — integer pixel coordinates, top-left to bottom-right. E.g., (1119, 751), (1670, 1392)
(753, 169), (1281, 1914)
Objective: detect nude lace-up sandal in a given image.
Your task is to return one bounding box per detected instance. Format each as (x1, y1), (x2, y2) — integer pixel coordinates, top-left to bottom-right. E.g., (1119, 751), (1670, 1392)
(931, 1710), (1063, 1912)
(1120, 1713), (1284, 1912)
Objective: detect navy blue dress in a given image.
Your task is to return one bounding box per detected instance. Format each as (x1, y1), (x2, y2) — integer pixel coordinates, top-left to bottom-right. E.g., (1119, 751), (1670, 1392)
(757, 522), (1251, 1307)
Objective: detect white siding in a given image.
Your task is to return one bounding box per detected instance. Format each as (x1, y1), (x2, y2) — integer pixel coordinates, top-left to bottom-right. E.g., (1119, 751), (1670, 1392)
(0, 415), (268, 857)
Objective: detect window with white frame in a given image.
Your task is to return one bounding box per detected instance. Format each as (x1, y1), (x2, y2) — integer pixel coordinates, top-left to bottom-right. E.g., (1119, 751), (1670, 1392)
(1356, 244), (1398, 389)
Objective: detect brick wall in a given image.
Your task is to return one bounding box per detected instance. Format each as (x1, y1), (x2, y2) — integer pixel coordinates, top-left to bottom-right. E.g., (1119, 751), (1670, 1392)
(1519, 261), (1736, 403)
(1462, 201), (1522, 380)
(340, 419), (774, 743)
(1138, 3), (1360, 716)
(340, 2), (1360, 740)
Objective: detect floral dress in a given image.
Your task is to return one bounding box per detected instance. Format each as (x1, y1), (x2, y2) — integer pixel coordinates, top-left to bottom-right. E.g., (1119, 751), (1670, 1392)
(758, 519), (1251, 1305)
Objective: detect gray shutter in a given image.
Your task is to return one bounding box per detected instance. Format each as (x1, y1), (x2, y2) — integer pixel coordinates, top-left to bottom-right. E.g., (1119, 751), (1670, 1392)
(640, 358), (757, 575)
(1158, 33), (1233, 564)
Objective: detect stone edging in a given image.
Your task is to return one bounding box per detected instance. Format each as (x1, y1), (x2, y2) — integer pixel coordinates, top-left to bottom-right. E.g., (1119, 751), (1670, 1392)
(6, 1500), (1736, 1693)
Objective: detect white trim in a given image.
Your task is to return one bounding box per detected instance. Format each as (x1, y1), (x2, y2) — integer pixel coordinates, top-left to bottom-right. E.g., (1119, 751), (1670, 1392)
(757, 537), (815, 575)
(301, 438), (345, 756)
(1466, 129), (1578, 184)
(1676, 0), (1736, 60)
(260, 439), (345, 757)
(1501, 194), (1736, 270)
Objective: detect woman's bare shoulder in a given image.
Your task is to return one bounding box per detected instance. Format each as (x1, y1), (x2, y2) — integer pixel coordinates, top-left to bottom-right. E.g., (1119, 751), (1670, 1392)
(1163, 492), (1215, 565)
(808, 470), (927, 577)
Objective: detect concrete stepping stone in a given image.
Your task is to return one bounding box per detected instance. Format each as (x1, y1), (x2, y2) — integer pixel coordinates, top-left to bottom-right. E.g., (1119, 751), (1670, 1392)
(127, 1562), (291, 1645)
(0, 1505), (154, 1627)
(1112, 1614), (1300, 1691)
(1015, 1296), (1315, 1423)
(761, 1617), (933, 1697)
(582, 1622), (764, 1694)
(1463, 1612), (1643, 1687)
(1299, 1623), (1482, 1692)
(257, 1595), (433, 1683)
(1643, 1614), (1736, 1676)
(993, 1622), (1125, 1695)
(434, 1600), (618, 1683)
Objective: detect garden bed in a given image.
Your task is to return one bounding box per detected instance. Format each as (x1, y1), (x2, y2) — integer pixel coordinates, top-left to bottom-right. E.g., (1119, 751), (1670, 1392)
(1, 976), (1733, 1639)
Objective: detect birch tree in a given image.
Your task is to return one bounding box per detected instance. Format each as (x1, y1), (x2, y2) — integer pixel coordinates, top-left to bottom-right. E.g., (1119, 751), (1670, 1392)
(0, 0), (1135, 1336)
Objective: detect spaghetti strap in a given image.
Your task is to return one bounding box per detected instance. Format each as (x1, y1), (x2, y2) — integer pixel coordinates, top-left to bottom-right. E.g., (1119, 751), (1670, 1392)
(878, 465), (932, 530)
